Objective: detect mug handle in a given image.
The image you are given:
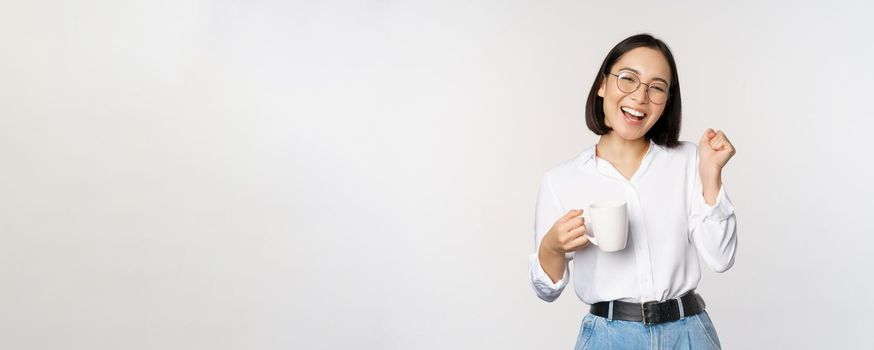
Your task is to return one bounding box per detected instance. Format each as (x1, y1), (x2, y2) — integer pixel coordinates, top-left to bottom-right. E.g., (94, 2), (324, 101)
(581, 213), (598, 246)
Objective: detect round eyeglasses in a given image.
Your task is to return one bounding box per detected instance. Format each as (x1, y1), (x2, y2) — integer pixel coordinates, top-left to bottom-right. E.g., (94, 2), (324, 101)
(607, 71), (670, 105)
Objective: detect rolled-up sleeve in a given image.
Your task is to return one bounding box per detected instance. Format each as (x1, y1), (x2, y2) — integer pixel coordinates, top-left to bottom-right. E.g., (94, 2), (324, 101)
(529, 173), (572, 302)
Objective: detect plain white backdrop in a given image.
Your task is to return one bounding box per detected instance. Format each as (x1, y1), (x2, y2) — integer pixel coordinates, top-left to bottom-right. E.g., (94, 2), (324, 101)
(2, 1), (874, 349)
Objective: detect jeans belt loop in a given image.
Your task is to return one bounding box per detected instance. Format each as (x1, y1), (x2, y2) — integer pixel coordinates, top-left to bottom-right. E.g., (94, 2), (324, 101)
(677, 296), (685, 320)
(607, 301), (614, 321)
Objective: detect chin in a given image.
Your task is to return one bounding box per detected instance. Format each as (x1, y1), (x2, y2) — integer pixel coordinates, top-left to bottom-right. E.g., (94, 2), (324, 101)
(617, 130), (644, 140)
(608, 123), (644, 140)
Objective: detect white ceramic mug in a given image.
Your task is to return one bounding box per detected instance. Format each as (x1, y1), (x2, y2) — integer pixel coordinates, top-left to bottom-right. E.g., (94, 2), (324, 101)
(580, 200), (628, 252)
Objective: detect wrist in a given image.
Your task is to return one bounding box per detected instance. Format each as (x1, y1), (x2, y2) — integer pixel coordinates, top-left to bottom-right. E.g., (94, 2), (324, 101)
(699, 164), (722, 181)
(539, 239), (563, 257)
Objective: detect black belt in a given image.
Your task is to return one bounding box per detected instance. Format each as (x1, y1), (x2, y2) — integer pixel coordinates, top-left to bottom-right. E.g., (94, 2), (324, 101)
(589, 291), (706, 325)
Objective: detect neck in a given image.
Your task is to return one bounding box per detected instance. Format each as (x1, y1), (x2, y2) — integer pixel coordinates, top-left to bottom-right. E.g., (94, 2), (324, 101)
(596, 133), (650, 162)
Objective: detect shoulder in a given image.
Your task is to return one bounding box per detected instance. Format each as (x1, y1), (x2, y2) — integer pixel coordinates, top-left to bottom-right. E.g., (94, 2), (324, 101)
(662, 140), (698, 158)
(659, 141), (701, 175)
(543, 146), (595, 179)
(651, 141), (699, 173)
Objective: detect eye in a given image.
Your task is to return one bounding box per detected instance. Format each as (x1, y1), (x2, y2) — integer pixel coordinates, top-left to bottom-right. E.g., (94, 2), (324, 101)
(651, 85), (667, 93)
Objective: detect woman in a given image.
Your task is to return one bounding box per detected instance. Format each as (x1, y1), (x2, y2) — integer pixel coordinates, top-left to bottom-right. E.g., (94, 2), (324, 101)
(528, 33), (737, 350)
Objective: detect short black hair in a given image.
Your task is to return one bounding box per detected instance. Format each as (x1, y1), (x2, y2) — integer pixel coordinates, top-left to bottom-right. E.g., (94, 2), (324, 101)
(585, 33), (682, 148)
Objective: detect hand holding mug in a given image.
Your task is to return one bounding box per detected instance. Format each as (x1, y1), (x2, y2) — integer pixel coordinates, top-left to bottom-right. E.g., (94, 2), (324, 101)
(542, 209), (591, 255)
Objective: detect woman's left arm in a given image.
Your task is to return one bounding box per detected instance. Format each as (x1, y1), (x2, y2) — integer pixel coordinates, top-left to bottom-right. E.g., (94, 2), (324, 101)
(689, 129), (738, 273)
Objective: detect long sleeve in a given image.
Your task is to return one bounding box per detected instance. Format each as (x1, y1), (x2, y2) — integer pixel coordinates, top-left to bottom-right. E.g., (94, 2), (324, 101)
(529, 173), (571, 302)
(688, 168), (738, 273)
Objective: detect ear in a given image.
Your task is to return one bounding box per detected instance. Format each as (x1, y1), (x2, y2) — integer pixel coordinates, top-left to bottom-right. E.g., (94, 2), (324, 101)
(597, 76), (606, 98)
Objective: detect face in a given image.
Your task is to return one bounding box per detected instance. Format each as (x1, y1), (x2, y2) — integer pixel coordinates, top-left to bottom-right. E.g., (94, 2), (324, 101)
(597, 47), (672, 141)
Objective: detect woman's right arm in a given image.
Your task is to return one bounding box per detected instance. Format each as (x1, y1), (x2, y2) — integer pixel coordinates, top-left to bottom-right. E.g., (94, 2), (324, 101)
(529, 174), (590, 302)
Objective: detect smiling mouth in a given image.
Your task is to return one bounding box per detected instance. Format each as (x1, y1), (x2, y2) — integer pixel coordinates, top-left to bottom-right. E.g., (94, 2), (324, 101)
(621, 106), (646, 121)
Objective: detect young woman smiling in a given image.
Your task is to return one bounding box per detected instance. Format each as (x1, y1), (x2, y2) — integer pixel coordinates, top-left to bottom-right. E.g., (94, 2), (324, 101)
(529, 34), (737, 350)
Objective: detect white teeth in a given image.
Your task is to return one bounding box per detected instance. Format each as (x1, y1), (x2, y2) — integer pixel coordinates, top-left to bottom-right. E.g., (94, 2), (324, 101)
(621, 106), (645, 117)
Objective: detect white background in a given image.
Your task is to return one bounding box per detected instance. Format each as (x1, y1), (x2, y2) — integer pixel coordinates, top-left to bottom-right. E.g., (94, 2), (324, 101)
(2, 1), (873, 349)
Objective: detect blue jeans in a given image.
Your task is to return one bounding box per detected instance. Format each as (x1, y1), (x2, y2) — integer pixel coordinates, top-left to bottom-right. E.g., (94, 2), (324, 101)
(574, 311), (722, 350)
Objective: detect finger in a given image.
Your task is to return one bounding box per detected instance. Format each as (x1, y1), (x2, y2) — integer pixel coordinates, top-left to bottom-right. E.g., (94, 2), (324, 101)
(709, 131), (724, 149)
(710, 139), (726, 151)
(714, 136), (733, 150)
(699, 128), (715, 144)
(566, 234), (591, 250)
(564, 215), (586, 230)
(567, 224), (587, 238)
(709, 136), (718, 148)
(721, 139), (735, 154)
(711, 132), (723, 141)
(711, 134), (731, 150)
(558, 209), (583, 223)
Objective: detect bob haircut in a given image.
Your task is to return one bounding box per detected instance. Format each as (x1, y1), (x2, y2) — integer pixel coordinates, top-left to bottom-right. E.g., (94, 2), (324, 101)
(585, 33), (682, 148)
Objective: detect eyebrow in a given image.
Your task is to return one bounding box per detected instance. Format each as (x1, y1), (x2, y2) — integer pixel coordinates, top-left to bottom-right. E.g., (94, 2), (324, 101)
(616, 67), (670, 85)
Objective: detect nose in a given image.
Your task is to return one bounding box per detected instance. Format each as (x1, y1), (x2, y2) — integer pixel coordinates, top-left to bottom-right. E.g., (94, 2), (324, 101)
(630, 84), (649, 104)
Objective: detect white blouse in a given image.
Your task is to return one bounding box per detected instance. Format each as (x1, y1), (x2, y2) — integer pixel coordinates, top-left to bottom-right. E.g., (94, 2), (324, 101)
(528, 138), (737, 304)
